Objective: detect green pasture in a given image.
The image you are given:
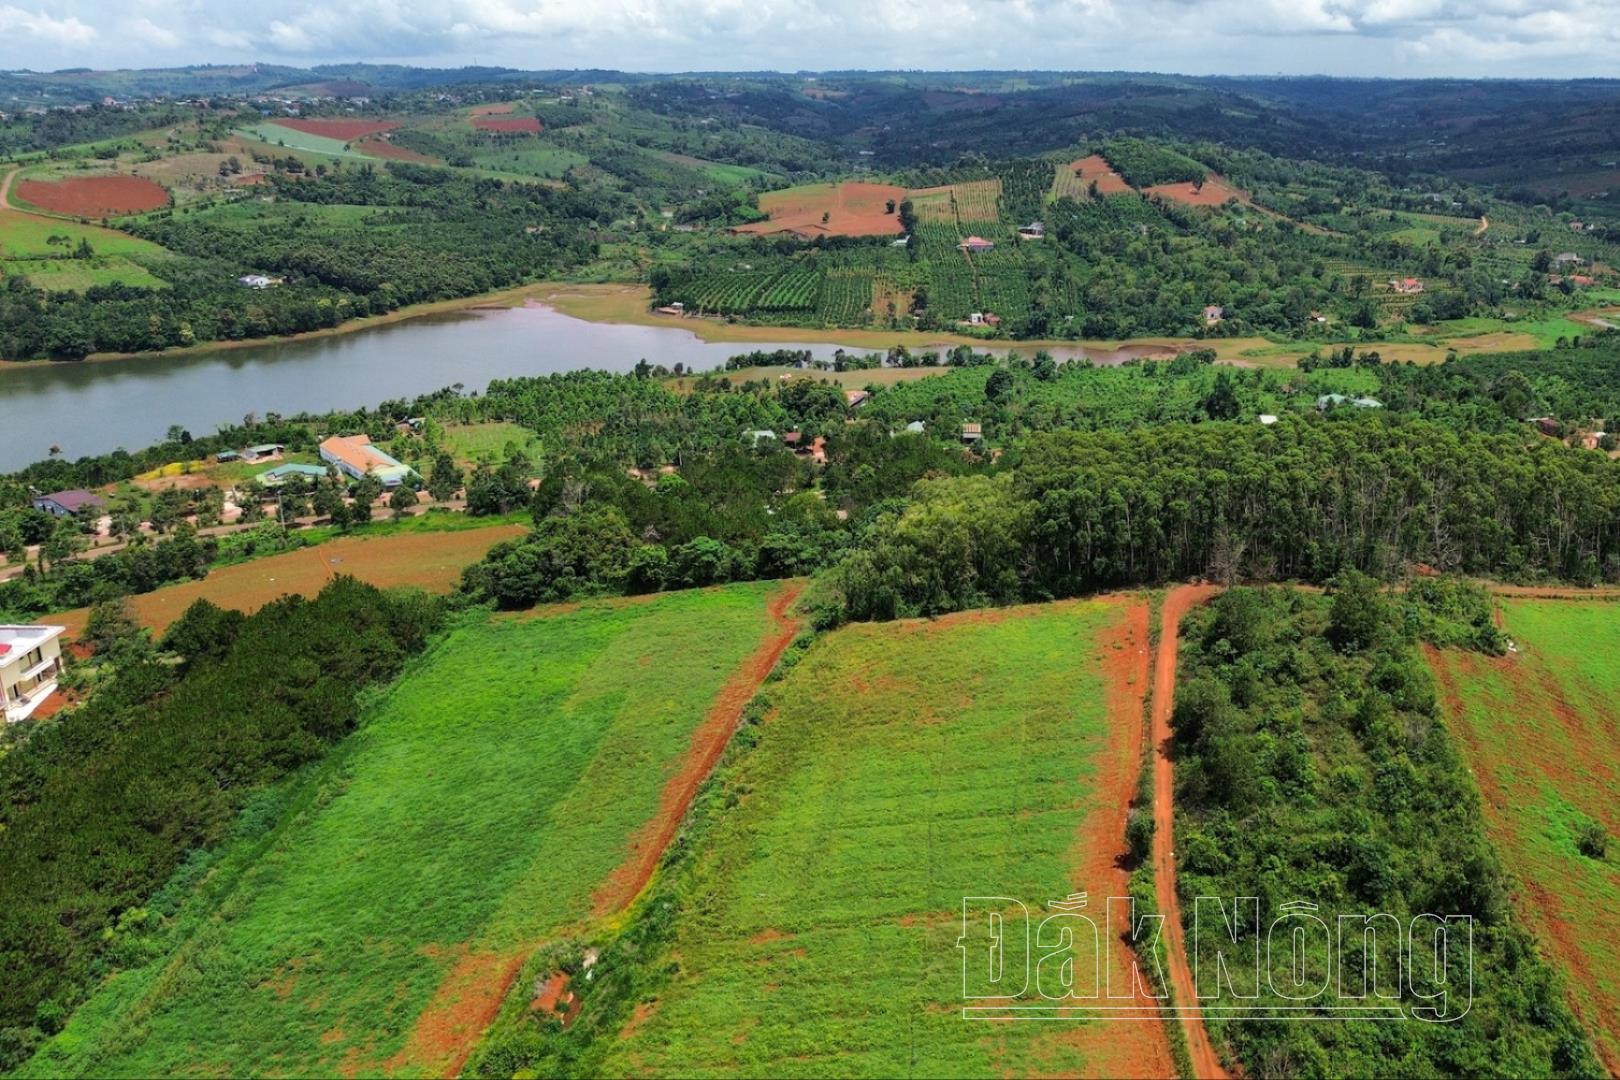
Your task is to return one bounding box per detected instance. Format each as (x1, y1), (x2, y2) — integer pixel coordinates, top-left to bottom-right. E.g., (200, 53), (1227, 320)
(23, 583), (783, 1078)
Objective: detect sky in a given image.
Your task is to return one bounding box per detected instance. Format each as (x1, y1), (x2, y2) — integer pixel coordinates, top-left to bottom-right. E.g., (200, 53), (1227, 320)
(0, 0), (1617, 79)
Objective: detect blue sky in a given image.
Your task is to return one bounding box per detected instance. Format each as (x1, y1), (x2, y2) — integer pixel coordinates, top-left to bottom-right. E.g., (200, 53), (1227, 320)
(1, 0), (1617, 78)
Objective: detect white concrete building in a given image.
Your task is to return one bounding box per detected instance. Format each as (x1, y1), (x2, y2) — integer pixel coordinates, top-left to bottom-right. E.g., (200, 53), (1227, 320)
(1, 624), (66, 723)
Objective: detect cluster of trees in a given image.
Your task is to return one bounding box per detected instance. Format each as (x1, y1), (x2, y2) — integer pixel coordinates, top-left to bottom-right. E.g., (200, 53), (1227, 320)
(809, 417), (1620, 624)
(0, 525), (215, 621)
(0, 579), (443, 1068)
(1171, 581), (1599, 1077)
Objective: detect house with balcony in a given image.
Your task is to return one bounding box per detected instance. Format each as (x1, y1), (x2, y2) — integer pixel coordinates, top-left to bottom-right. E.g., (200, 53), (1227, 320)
(1, 624), (66, 723)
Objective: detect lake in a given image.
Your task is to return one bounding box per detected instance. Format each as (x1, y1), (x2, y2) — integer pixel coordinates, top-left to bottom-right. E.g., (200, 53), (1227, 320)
(0, 302), (1174, 471)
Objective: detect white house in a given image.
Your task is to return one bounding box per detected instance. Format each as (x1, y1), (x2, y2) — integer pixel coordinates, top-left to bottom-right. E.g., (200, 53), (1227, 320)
(1, 625), (66, 723)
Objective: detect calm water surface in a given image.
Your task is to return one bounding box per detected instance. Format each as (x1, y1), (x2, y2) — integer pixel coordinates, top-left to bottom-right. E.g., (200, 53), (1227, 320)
(0, 304), (1171, 470)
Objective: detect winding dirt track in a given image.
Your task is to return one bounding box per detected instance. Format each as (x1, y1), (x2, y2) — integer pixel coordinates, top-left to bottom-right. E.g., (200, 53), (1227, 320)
(0, 167), (17, 210)
(1152, 585), (1229, 1079)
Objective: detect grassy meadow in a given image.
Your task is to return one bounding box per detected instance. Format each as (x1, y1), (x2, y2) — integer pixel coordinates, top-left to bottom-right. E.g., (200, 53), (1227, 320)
(23, 583), (785, 1078)
(1428, 599), (1620, 1074)
(600, 597), (1173, 1079)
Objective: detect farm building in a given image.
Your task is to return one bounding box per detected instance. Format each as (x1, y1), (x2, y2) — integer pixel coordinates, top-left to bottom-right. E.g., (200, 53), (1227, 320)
(844, 389), (871, 410)
(962, 422), (984, 443)
(959, 236), (995, 253)
(1018, 221), (1044, 239)
(241, 443), (285, 462)
(744, 430), (777, 444)
(1259, 414), (1280, 425)
(1, 624), (66, 723)
(1203, 305), (1225, 324)
(904, 420), (926, 434)
(1390, 277), (1425, 294)
(237, 274), (283, 289)
(318, 435), (417, 487)
(31, 489), (106, 518)
(1551, 252), (1586, 267)
(1316, 394), (1384, 411)
(256, 463), (330, 487)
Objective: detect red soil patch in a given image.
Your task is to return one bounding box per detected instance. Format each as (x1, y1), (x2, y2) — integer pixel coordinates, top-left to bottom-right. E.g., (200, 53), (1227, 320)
(1144, 175), (1244, 208)
(388, 948), (525, 1077)
(275, 118), (398, 141)
(232, 172), (268, 187)
(51, 524), (526, 640)
(1152, 585), (1230, 1079)
(355, 136), (435, 164)
(16, 174), (168, 216)
(1069, 154), (1132, 196)
(733, 180), (908, 239)
(1426, 641), (1620, 1076)
(469, 102), (515, 117)
(1044, 597), (1176, 1078)
(472, 116), (543, 134)
(529, 971), (581, 1027)
(591, 581), (805, 916)
(619, 1000), (660, 1040)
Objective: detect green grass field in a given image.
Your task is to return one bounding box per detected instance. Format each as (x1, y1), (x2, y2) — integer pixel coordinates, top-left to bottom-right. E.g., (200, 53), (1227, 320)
(469, 144), (588, 180)
(0, 207), (171, 291)
(0, 208), (167, 258)
(238, 122), (373, 159)
(7, 254), (167, 290)
(437, 421), (541, 466)
(601, 597), (1172, 1078)
(22, 584), (786, 1078)
(1428, 599), (1620, 1074)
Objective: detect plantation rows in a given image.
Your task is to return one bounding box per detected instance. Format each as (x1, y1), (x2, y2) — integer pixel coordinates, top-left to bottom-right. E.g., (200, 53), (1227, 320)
(815, 267), (877, 324)
(995, 160), (1056, 226)
(674, 264), (819, 314)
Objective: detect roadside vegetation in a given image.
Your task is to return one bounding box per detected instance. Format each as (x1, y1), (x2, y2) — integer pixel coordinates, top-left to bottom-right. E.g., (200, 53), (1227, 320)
(1171, 578), (1600, 1077)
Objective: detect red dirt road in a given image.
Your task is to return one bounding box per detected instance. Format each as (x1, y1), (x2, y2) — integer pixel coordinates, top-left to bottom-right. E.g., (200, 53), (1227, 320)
(1062, 597), (1177, 1078)
(1152, 585), (1229, 1079)
(590, 580), (805, 916)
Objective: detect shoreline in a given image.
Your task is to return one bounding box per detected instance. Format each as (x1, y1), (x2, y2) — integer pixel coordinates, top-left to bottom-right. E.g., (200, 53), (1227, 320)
(0, 279), (1572, 376)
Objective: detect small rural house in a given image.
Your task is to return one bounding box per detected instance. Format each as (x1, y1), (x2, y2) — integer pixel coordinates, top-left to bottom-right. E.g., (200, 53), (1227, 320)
(654, 301), (686, 316)
(237, 274), (283, 289)
(961, 422), (984, 443)
(1390, 277), (1425, 294)
(256, 463), (330, 487)
(1316, 394), (1384, 411)
(959, 236), (995, 253)
(1551, 252), (1585, 268)
(241, 443), (285, 462)
(319, 435), (416, 487)
(1, 624), (66, 723)
(32, 489), (106, 518)
(904, 420), (926, 434)
(1018, 221), (1045, 239)
(1259, 414), (1280, 425)
(744, 429), (777, 444)
(844, 389), (871, 410)
(1203, 305), (1225, 325)
(1532, 417), (1563, 438)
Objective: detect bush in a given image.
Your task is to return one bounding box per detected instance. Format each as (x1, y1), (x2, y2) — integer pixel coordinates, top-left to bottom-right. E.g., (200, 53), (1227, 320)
(1576, 821), (1609, 859)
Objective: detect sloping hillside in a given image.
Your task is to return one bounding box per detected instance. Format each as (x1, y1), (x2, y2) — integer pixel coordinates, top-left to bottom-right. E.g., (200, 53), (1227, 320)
(22, 582), (795, 1078)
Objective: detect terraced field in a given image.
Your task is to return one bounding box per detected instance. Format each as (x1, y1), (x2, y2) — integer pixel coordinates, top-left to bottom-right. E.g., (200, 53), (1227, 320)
(1427, 598), (1620, 1076)
(601, 597), (1174, 1078)
(22, 583), (796, 1078)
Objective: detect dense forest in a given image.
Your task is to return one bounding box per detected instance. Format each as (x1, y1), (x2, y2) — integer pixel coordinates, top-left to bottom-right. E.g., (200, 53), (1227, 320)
(1172, 582), (1600, 1076)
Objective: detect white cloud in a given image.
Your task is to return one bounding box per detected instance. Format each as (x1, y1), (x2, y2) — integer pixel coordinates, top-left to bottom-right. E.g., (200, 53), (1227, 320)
(0, 0), (1616, 76)
(0, 5), (98, 47)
